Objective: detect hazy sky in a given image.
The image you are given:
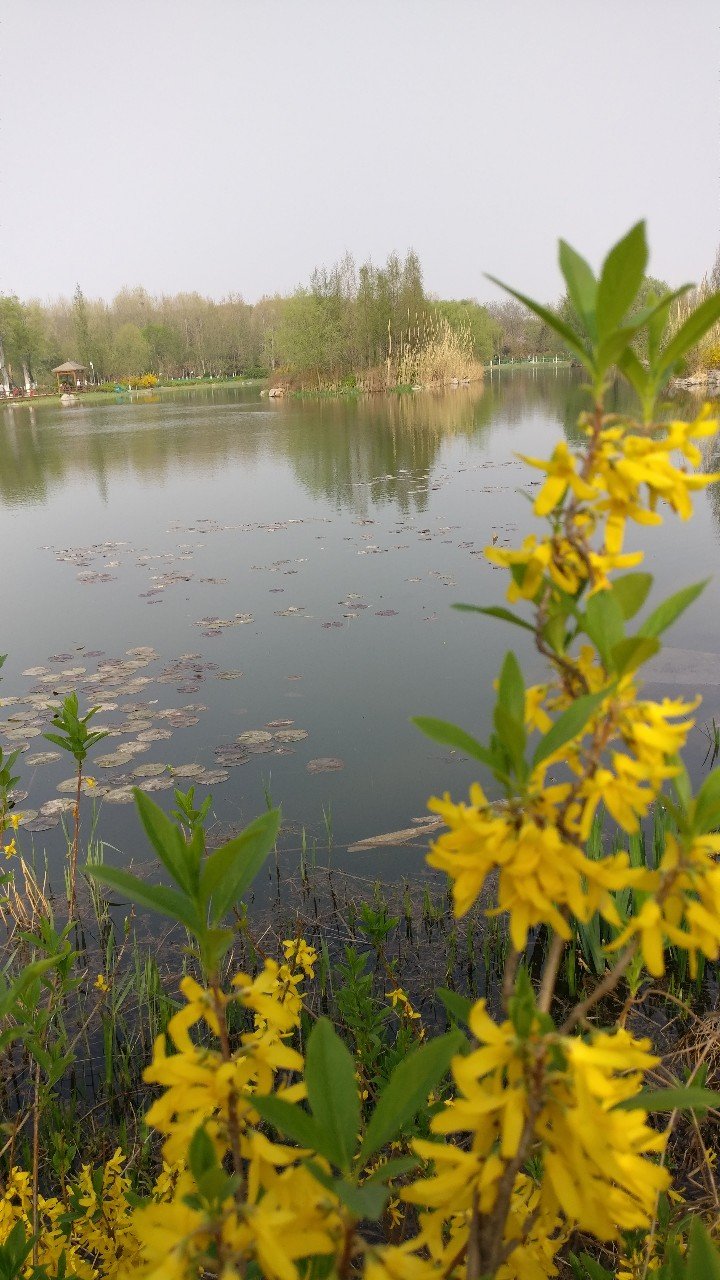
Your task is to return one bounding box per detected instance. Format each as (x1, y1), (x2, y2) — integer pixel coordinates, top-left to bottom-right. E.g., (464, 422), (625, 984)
(2, 0), (718, 306)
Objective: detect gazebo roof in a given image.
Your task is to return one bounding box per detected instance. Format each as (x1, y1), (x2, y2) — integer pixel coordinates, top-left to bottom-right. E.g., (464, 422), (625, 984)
(52, 361), (87, 373)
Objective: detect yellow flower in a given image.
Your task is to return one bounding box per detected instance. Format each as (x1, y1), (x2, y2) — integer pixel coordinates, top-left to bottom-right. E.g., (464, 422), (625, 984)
(282, 937), (318, 978)
(94, 973), (109, 992)
(3, 838), (16, 859)
(84, 776), (97, 788)
(407, 1004), (668, 1243)
(520, 440), (598, 515)
(427, 783), (631, 949)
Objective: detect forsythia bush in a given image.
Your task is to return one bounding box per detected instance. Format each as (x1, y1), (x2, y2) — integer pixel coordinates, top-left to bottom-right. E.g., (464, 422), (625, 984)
(4, 223), (720, 1280)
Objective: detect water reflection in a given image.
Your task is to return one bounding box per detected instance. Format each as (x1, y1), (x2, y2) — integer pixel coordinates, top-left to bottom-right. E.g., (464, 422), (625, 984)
(0, 371), (675, 515)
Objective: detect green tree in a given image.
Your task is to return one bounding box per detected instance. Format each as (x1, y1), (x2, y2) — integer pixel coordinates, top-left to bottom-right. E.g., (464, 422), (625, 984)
(111, 323), (150, 378)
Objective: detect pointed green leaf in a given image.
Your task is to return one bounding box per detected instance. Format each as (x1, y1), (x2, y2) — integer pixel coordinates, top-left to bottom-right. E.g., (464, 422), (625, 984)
(618, 347), (650, 401)
(363, 1156), (420, 1184)
(251, 1095), (331, 1158)
(498, 651), (525, 724)
(436, 987), (473, 1026)
(201, 808), (280, 924)
(687, 1215), (720, 1280)
(42, 734), (76, 754)
(638, 580), (708, 638)
(558, 240), (597, 339)
(359, 1029), (463, 1165)
(452, 603), (535, 633)
(584, 589), (625, 667)
(305, 1018), (360, 1173)
(493, 705), (526, 776)
(304, 1162), (389, 1220)
(82, 864), (200, 931)
(412, 717), (496, 767)
(616, 1085), (720, 1112)
(133, 789), (196, 896)
(610, 636), (659, 677)
(596, 222), (648, 336)
(532, 688), (607, 768)
(692, 767), (720, 834)
(612, 573), (653, 620)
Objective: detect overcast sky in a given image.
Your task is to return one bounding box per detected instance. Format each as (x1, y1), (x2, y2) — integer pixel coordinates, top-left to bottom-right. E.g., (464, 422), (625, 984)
(2, 0), (718, 307)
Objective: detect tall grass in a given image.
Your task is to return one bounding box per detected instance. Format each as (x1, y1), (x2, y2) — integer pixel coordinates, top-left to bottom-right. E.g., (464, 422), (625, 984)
(386, 313), (483, 389)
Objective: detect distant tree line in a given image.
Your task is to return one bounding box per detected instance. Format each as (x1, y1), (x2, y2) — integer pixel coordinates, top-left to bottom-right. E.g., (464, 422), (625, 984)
(0, 247), (681, 390)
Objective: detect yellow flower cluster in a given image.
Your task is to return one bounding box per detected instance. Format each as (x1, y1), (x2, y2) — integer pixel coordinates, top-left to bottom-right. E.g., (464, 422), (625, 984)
(368, 1000), (667, 1280)
(427, 780), (632, 949)
(0, 1151), (142, 1280)
(430, 406), (719, 981)
(609, 831), (720, 976)
(487, 407), (718, 597)
(129, 946), (346, 1280)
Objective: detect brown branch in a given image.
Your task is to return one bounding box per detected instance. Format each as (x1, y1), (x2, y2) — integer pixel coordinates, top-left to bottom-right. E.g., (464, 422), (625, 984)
(559, 941), (638, 1035)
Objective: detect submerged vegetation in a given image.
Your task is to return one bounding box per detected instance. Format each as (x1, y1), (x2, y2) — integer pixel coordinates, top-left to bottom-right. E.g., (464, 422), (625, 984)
(4, 224), (720, 1278)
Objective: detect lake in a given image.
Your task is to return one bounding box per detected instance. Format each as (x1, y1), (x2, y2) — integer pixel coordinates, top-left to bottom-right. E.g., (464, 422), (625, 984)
(3, 371), (720, 896)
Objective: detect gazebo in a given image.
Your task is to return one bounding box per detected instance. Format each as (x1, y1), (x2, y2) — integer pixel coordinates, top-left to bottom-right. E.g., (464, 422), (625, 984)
(52, 361), (88, 391)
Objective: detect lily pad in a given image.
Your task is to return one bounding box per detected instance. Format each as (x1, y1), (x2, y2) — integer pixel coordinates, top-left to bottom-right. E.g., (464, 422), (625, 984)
(25, 751), (62, 766)
(132, 763), (168, 779)
(237, 730), (273, 746)
(40, 798), (75, 816)
(266, 719), (294, 728)
(306, 757), (345, 773)
(104, 787), (136, 804)
(170, 763), (203, 778)
(273, 729), (308, 742)
(96, 751), (136, 768)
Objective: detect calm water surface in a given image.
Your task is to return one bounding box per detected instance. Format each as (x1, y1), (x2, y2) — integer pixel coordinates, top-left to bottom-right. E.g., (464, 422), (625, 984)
(3, 372), (720, 893)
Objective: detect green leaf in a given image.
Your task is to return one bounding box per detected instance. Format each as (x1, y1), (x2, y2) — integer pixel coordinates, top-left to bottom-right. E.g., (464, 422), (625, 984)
(188, 1125), (218, 1180)
(610, 636), (659, 677)
(250, 1095), (330, 1157)
(498, 651), (525, 724)
(616, 1086), (720, 1112)
(412, 717), (496, 768)
(485, 275), (594, 371)
(133, 790), (197, 896)
(363, 1156), (420, 1184)
(305, 1018), (360, 1173)
(618, 346), (650, 401)
(638, 580), (708, 639)
(359, 1029), (463, 1165)
(493, 706), (526, 776)
(82, 864), (200, 931)
(42, 734), (76, 754)
(304, 1162), (389, 1221)
(658, 292), (720, 377)
(612, 572), (653, 620)
(452, 603), (535, 633)
(687, 1215), (720, 1280)
(693, 767), (720, 834)
(596, 222), (648, 337)
(436, 987), (473, 1026)
(569, 1254), (614, 1280)
(200, 808), (280, 924)
(558, 240), (597, 340)
(532, 687), (607, 769)
(584, 589), (625, 667)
